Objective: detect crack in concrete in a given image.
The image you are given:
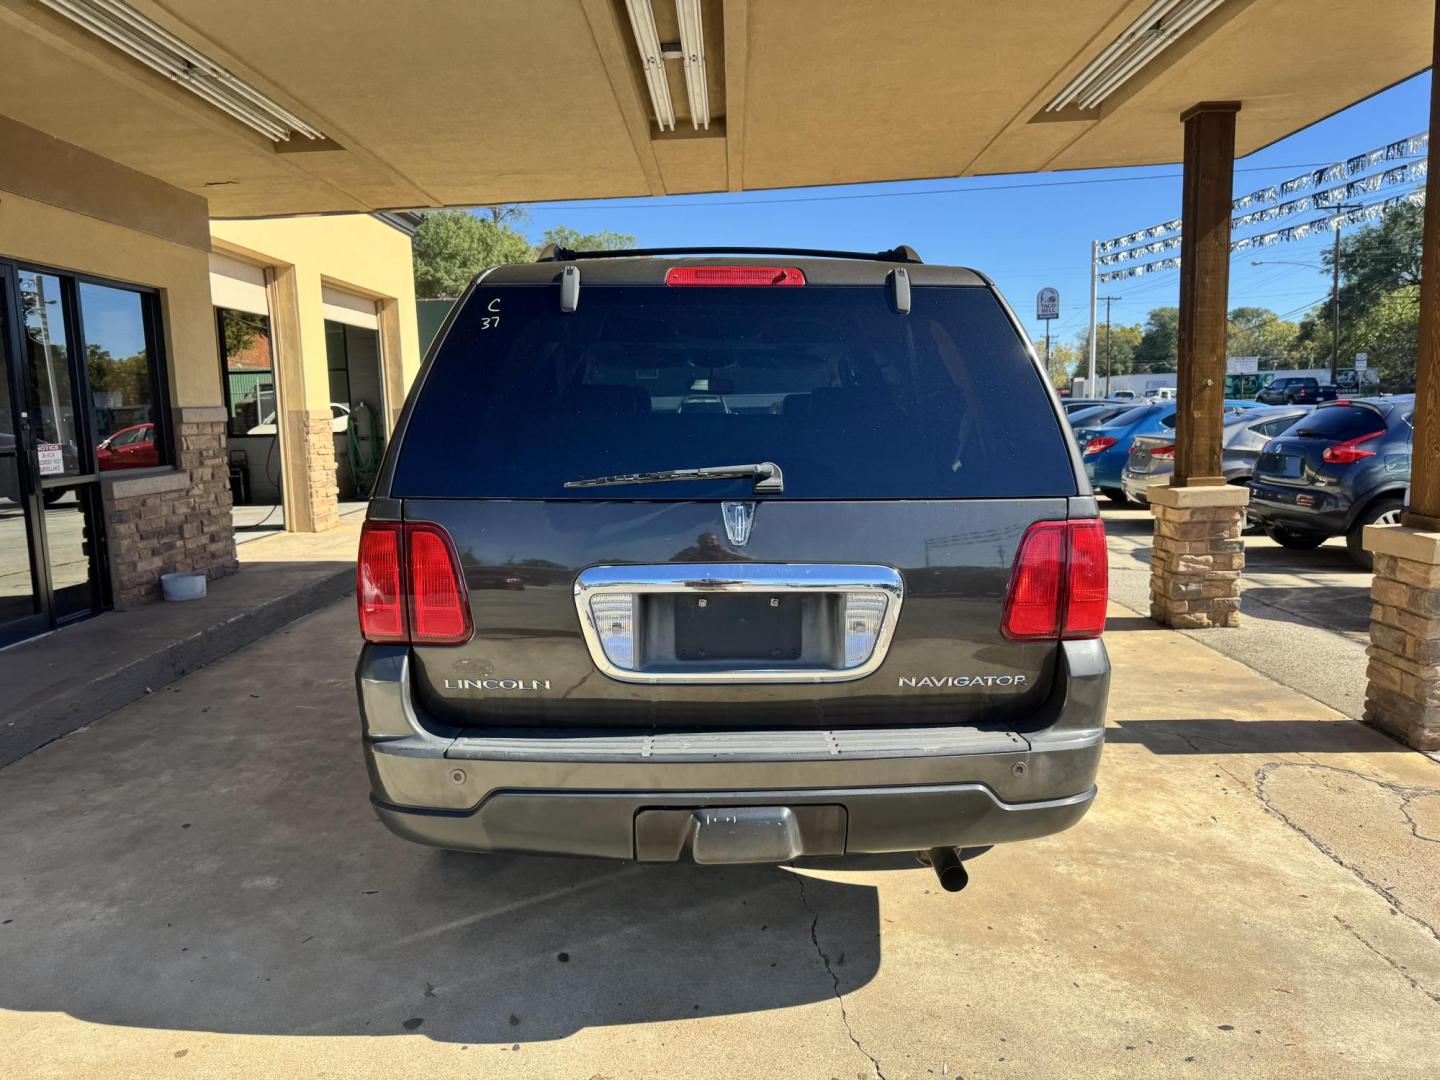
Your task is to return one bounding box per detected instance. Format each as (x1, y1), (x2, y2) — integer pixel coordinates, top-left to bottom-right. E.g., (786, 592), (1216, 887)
(793, 872), (887, 1080)
(1333, 914), (1440, 1006)
(1253, 761), (1440, 946)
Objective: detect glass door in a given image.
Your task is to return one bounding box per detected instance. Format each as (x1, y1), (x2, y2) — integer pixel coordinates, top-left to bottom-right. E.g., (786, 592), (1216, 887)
(0, 263), (107, 644)
(0, 274), (47, 645)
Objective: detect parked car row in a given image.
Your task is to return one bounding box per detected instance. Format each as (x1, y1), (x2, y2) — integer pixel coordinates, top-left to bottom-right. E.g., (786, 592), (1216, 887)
(1064, 392), (1416, 570)
(1072, 400), (1262, 505)
(1120, 405), (1312, 505)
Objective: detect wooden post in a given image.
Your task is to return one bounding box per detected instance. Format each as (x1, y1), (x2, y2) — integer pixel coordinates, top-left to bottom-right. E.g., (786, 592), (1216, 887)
(1404, 5), (1440, 527)
(1172, 102), (1240, 487)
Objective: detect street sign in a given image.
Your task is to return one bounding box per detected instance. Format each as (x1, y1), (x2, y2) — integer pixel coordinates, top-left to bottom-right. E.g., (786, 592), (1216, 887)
(1228, 356), (1259, 374)
(1354, 353), (1369, 371)
(1037, 287), (1059, 321)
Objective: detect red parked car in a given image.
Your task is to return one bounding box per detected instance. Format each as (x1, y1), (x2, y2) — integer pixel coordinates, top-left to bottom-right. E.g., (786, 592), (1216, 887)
(97, 422), (159, 471)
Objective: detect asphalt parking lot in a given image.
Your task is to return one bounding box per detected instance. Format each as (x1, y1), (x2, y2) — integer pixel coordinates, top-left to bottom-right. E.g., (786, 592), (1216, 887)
(2, 592), (1438, 1079)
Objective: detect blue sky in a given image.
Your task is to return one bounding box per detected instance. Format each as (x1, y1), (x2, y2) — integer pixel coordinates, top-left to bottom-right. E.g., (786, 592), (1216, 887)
(518, 71), (1431, 350)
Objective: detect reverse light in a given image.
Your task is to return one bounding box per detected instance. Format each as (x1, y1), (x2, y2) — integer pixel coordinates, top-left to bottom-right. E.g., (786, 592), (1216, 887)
(1001, 519), (1110, 642)
(588, 593), (636, 670)
(357, 521), (473, 645)
(665, 266), (806, 287)
(842, 591), (890, 668)
(1322, 430), (1384, 464)
(1084, 436), (1118, 456)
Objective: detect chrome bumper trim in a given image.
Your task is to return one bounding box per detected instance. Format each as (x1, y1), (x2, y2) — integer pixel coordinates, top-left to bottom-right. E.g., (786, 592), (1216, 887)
(572, 562), (904, 684)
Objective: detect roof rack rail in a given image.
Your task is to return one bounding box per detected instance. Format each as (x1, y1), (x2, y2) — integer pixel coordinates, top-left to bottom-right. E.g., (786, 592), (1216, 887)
(534, 244), (922, 264)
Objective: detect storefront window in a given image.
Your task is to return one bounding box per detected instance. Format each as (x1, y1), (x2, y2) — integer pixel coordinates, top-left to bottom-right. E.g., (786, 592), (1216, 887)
(80, 282), (166, 472)
(218, 309), (275, 437)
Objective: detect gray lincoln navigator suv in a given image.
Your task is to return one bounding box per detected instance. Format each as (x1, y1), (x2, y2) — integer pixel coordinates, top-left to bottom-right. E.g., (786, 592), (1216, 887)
(355, 246), (1108, 889)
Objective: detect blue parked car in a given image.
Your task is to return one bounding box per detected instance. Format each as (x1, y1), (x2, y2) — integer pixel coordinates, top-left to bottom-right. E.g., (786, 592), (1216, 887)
(1076, 400), (1260, 504)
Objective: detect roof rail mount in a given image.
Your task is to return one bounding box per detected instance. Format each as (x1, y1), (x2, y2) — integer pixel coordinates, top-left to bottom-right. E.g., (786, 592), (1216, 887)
(535, 244), (923, 264)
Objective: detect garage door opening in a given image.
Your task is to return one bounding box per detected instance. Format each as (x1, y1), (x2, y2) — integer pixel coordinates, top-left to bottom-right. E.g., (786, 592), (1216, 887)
(211, 253), (283, 539)
(322, 286), (385, 509)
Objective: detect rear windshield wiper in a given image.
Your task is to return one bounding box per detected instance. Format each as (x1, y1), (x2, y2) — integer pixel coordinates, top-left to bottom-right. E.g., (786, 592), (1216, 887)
(563, 461), (784, 494)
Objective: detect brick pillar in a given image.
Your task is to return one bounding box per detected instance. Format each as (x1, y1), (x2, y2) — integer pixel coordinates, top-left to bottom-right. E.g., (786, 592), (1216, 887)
(301, 408), (341, 532)
(1148, 483), (1248, 629)
(104, 405), (238, 609)
(1363, 525), (1440, 750)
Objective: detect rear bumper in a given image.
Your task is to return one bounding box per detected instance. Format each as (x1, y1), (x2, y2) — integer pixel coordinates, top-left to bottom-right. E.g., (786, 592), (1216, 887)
(357, 639), (1109, 861)
(1247, 479), (1350, 536)
(1083, 454), (1125, 490)
(371, 784), (1097, 861)
(1121, 467), (1169, 503)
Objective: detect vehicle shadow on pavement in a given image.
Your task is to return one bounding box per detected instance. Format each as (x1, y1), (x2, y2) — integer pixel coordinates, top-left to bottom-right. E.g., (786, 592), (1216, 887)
(0, 600), (896, 1045)
(1103, 615), (1160, 632)
(1108, 716), (1408, 755)
(0, 802), (884, 1045)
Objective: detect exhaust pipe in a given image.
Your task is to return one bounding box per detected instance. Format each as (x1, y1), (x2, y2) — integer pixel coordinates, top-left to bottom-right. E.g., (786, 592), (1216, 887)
(923, 846), (970, 893)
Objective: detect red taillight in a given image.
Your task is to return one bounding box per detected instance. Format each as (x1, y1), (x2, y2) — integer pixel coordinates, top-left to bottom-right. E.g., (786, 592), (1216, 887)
(665, 266), (805, 287)
(1001, 519), (1109, 642)
(357, 521), (472, 645)
(1322, 430), (1384, 464)
(1002, 522), (1065, 639)
(1063, 519), (1109, 638)
(357, 522), (406, 643)
(1084, 436), (1117, 456)
(1150, 444), (1175, 459)
(406, 524), (473, 644)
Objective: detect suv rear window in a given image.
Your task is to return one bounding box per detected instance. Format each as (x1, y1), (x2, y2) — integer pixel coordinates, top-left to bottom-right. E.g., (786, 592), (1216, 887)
(392, 284), (1076, 500)
(1289, 404), (1387, 440)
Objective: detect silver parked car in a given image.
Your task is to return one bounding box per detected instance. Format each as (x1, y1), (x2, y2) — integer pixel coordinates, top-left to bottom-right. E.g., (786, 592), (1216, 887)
(1121, 405), (1312, 505)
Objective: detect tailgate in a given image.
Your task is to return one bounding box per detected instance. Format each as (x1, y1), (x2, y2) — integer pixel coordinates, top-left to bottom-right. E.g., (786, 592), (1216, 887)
(406, 498), (1068, 731)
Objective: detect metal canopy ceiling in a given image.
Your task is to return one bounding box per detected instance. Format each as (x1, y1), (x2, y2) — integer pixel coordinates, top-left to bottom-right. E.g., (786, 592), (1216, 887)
(0, 0), (1430, 216)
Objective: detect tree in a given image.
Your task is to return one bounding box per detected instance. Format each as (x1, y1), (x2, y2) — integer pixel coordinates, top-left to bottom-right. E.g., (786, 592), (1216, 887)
(1078, 323), (1142, 377)
(1046, 341), (1084, 390)
(412, 209), (535, 298)
(1295, 203), (1424, 384)
(1227, 307), (1300, 370)
(1132, 307), (1179, 372)
(1326, 200), (1423, 311)
(542, 225), (636, 253)
(1343, 285), (1420, 388)
(482, 205), (530, 227)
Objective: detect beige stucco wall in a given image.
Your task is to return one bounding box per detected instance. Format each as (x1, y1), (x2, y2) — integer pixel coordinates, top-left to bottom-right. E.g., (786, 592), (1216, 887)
(0, 191), (221, 410)
(208, 214), (421, 416)
(208, 214), (419, 531)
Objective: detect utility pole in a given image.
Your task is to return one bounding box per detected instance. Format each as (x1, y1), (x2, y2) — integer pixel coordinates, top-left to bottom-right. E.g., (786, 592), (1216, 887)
(1100, 295), (1122, 397)
(1088, 241), (1099, 395)
(1329, 202), (1363, 383)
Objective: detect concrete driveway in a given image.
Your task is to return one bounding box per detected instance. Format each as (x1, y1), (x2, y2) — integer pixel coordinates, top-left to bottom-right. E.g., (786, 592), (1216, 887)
(2, 600), (1438, 1079)
(1106, 504), (1377, 719)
